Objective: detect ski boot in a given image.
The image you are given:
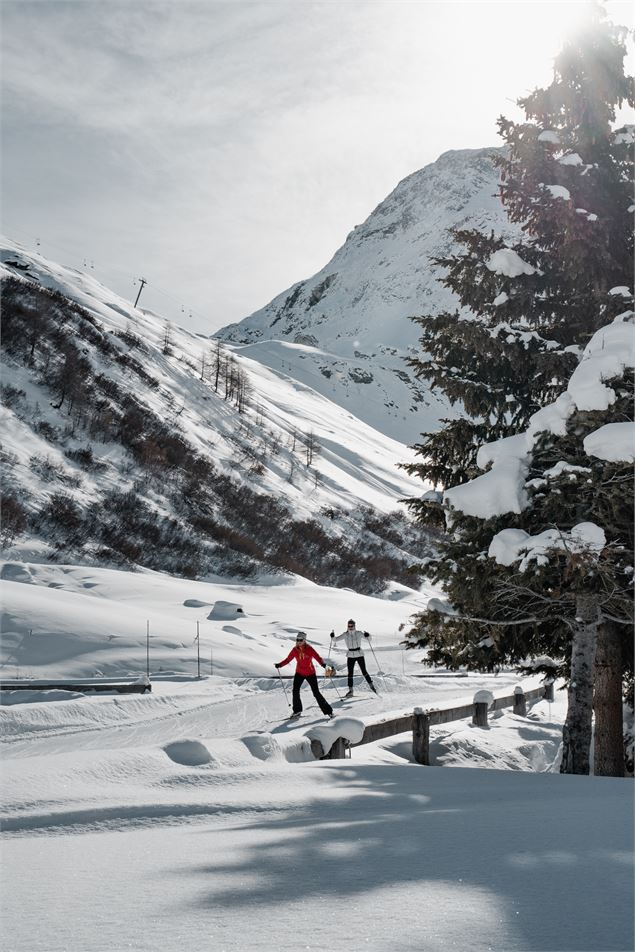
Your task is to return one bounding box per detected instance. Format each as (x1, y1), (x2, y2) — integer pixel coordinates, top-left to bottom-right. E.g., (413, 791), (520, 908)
(344, 689), (354, 699)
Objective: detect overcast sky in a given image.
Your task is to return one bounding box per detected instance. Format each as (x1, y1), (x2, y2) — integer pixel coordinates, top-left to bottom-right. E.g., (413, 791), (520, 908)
(2, 0), (632, 333)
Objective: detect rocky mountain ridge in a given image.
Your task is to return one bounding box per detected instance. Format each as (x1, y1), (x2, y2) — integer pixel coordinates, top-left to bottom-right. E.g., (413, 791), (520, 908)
(218, 147), (519, 442)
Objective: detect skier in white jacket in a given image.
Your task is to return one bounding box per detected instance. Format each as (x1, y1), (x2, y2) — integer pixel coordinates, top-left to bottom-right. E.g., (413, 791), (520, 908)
(330, 619), (377, 698)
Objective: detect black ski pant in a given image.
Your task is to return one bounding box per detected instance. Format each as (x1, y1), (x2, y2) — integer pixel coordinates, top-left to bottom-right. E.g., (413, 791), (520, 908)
(347, 655), (373, 689)
(292, 673), (333, 716)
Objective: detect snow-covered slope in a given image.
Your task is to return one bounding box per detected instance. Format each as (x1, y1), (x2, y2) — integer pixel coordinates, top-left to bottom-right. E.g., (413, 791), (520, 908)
(1, 566), (630, 952)
(1, 237), (429, 587)
(218, 147), (518, 442)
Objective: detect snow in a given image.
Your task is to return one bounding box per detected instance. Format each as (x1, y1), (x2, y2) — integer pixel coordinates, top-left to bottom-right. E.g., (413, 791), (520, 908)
(426, 597), (458, 616)
(544, 184), (571, 201)
(0, 560), (436, 680)
(0, 237), (426, 522)
(207, 601), (245, 621)
(558, 152), (583, 166)
(537, 130), (561, 144)
(1, 558), (631, 951)
(488, 522), (606, 570)
(567, 318), (635, 412)
(445, 315), (634, 519)
(492, 291), (509, 306)
(614, 131), (634, 144)
(163, 738), (213, 766)
(473, 689), (494, 705)
(486, 248), (535, 278)
(217, 147), (520, 442)
(542, 460), (591, 478)
(583, 421), (635, 463)
(306, 716), (365, 751)
(445, 456), (527, 519)
(608, 286), (632, 297)
(1, 671), (632, 952)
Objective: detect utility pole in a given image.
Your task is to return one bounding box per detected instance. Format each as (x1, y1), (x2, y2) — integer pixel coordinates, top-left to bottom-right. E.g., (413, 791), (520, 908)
(134, 277), (147, 308)
(146, 620), (150, 678)
(195, 621), (201, 679)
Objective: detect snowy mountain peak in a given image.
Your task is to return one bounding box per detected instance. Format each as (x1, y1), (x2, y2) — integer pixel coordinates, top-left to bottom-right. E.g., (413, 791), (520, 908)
(216, 147), (517, 442)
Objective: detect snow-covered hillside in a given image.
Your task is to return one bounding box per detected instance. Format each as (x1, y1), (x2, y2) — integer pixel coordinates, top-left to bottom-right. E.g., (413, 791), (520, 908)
(1, 237), (430, 590)
(218, 147), (519, 442)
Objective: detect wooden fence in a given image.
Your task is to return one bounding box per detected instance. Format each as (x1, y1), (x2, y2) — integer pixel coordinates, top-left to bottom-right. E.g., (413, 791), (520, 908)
(310, 683), (555, 763)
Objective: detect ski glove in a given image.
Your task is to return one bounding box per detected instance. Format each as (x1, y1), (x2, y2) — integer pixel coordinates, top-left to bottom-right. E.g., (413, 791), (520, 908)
(363, 631), (370, 637)
(274, 663), (281, 669)
(330, 631), (335, 638)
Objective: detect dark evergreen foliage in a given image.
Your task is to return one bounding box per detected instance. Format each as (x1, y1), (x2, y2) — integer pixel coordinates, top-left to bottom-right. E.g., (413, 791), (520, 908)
(405, 10), (633, 774)
(404, 9), (633, 493)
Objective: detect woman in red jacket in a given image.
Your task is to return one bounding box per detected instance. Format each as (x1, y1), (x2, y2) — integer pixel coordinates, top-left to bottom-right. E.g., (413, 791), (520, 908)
(275, 631), (334, 719)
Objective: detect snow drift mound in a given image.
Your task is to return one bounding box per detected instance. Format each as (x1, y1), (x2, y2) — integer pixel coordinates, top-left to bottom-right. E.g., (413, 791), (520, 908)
(162, 740), (213, 766)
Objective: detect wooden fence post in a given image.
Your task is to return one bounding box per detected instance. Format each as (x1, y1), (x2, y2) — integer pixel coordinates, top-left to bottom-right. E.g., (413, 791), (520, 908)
(328, 737), (347, 760)
(473, 702), (488, 727)
(513, 686), (527, 716)
(412, 707), (430, 765)
(310, 739), (325, 759)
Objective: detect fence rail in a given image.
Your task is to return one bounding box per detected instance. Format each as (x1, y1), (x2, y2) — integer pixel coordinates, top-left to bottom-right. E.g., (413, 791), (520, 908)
(312, 683), (554, 763)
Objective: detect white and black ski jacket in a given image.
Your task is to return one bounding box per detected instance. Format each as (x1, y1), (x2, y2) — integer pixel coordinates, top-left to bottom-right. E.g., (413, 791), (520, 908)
(333, 627), (369, 658)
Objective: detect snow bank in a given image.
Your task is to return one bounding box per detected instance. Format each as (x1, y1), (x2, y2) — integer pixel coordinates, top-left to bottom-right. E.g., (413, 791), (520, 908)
(583, 421), (635, 462)
(305, 716), (365, 754)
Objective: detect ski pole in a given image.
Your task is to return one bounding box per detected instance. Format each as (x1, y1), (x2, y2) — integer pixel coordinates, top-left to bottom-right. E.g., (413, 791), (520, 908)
(327, 629), (334, 662)
(367, 637), (383, 675)
(276, 667), (291, 708)
(325, 666), (343, 700)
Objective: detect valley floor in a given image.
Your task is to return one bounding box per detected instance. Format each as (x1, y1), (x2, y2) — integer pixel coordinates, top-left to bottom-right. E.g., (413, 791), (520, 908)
(2, 675), (633, 952)
(1, 563), (633, 951)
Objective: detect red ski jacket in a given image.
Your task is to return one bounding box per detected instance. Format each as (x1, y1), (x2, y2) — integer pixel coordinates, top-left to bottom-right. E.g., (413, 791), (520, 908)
(278, 644), (325, 676)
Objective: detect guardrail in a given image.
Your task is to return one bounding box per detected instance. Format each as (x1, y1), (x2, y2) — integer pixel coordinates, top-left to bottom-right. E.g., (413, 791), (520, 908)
(310, 683), (554, 763)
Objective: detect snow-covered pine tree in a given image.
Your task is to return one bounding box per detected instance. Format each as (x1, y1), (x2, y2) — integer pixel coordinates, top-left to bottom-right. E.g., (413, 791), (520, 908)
(410, 315), (634, 775)
(405, 7), (633, 498)
(404, 11), (634, 746)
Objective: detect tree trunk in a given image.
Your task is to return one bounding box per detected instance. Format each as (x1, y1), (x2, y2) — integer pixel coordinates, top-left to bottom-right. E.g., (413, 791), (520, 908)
(561, 593), (598, 775)
(593, 621), (624, 777)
